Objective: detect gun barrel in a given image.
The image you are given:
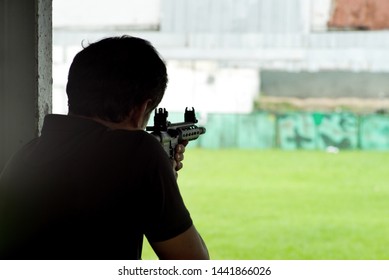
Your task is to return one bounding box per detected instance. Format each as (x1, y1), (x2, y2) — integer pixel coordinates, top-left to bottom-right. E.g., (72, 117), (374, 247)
(178, 126), (206, 141)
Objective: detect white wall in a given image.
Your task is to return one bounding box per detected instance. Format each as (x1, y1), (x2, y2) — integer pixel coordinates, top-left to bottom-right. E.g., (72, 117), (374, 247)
(310, 0), (333, 31)
(53, 0), (160, 29)
(160, 61), (259, 113)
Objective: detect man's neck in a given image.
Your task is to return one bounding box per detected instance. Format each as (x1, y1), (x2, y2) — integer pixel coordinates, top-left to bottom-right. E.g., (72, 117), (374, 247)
(68, 113), (141, 131)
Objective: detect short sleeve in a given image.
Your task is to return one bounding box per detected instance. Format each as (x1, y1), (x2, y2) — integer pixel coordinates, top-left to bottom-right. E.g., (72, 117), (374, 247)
(141, 135), (193, 242)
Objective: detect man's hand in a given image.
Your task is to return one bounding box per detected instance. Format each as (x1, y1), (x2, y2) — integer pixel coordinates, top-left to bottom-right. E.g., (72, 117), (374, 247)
(172, 140), (188, 177)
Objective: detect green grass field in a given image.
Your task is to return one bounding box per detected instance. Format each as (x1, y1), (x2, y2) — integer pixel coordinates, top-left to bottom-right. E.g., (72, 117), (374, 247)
(142, 149), (389, 260)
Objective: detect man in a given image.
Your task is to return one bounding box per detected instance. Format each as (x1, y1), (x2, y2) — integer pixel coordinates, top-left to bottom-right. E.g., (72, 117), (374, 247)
(0, 36), (209, 260)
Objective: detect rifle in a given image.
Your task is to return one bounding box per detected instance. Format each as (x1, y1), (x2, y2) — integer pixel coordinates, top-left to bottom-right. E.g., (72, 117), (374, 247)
(146, 108), (206, 159)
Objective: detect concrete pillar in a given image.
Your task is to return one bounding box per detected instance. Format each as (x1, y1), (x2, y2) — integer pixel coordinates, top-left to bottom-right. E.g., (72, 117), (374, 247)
(0, 0), (52, 171)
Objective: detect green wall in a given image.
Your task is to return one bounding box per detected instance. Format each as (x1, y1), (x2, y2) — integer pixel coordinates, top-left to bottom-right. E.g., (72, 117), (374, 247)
(195, 112), (389, 150)
(150, 111), (389, 150)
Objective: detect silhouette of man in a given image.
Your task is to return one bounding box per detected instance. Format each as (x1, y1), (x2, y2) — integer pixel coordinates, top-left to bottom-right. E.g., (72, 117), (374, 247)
(0, 36), (209, 260)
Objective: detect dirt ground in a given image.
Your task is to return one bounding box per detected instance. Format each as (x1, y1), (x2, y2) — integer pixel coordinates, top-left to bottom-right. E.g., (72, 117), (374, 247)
(256, 96), (389, 114)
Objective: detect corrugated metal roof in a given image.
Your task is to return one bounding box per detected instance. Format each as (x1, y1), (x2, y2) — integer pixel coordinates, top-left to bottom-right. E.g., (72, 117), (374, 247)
(161, 0), (305, 33)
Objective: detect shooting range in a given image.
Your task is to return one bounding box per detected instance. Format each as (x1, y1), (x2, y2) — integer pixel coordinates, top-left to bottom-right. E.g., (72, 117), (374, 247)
(1, 0), (389, 260)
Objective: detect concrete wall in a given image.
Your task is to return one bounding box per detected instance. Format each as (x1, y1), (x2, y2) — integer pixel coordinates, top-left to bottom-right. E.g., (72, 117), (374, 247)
(261, 71), (389, 99)
(0, 0), (52, 171)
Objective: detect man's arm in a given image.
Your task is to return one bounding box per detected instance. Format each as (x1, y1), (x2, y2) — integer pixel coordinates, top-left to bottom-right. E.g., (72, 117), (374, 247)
(149, 225), (209, 260)
(148, 141), (209, 260)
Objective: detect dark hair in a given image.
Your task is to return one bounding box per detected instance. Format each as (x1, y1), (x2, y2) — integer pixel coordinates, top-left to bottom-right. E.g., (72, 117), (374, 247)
(66, 36), (168, 122)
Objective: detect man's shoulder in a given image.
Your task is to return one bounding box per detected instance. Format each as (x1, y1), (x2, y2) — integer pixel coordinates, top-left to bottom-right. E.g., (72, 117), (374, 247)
(42, 114), (159, 147)
(40, 114), (169, 164)
(106, 128), (160, 148)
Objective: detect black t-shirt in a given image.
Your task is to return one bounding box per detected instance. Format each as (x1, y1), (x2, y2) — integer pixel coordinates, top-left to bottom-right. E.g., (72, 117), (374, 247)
(0, 114), (192, 260)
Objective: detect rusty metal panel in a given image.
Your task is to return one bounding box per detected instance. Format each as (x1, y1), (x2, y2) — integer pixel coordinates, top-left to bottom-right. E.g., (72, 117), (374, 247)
(329, 0), (389, 30)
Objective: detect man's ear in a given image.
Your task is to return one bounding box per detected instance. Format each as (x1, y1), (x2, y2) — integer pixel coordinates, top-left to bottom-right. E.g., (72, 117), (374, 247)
(132, 99), (153, 129)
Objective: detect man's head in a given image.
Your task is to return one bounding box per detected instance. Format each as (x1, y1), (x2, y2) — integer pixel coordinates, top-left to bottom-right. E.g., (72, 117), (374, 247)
(66, 36), (168, 124)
